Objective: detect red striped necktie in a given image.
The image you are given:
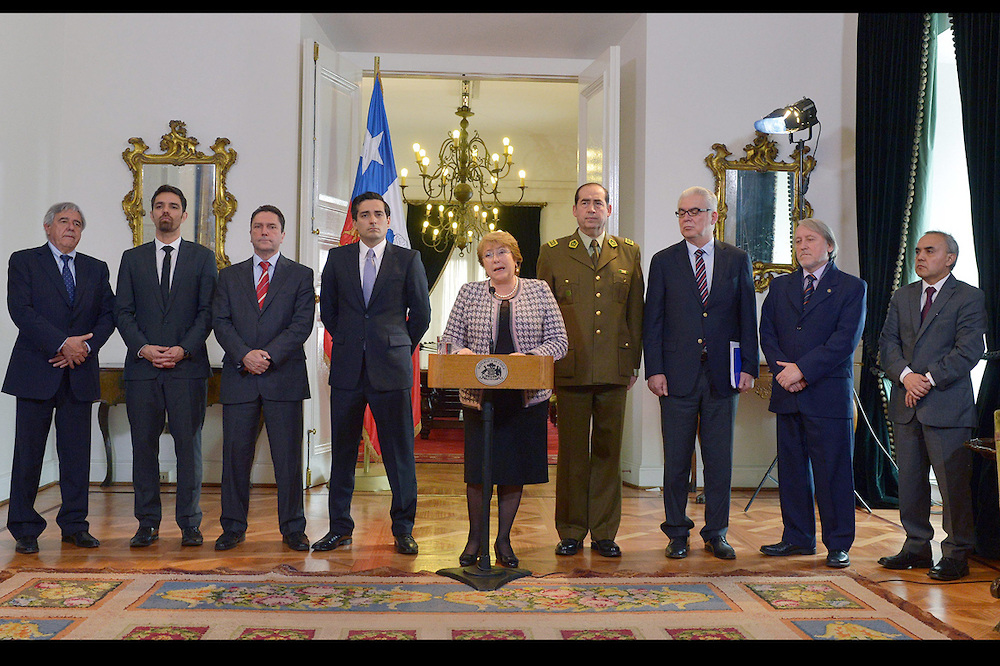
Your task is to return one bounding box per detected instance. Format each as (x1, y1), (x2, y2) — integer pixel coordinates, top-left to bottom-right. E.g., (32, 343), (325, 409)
(695, 249), (708, 305)
(256, 261), (269, 309)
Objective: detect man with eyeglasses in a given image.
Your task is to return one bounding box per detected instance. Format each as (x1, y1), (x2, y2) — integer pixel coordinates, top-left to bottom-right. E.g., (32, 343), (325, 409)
(537, 182), (644, 559)
(644, 186), (758, 561)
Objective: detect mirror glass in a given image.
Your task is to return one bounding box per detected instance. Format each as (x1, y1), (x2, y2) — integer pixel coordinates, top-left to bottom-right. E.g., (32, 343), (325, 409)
(122, 120), (237, 268)
(706, 131), (814, 291)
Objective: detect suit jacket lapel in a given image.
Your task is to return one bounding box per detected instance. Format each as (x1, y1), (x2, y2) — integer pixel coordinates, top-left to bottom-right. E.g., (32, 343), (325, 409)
(139, 242), (166, 312)
(915, 274), (955, 340)
(259, 255), (291, 315)
(36, 245), (74, 307)
(368, 242), (396, 306)
(803, 262), (839, 315)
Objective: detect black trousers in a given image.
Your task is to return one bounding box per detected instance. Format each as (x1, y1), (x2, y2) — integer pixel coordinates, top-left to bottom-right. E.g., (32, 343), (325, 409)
(220, 398), (306, 536)
(8, 372), (92, 540)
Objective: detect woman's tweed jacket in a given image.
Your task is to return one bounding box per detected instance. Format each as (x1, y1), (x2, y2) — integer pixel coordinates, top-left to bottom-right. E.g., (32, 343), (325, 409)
(441, 278), (568, 410)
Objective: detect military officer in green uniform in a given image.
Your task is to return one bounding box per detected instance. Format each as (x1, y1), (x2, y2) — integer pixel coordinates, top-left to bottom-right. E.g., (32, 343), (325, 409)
(536, 182), (644, 558)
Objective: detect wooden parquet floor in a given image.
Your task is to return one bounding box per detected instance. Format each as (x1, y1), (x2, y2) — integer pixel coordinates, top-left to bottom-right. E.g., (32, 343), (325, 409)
(2, 463), (999, 639)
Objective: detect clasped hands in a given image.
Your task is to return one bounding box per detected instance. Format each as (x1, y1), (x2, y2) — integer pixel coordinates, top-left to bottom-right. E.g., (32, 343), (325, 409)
(48, 333), (93, 369)
(139, 344), (187, 369)
(774, 361), (807, 393)
(241, 349), (272, 375)
(901, 371), (931, 408)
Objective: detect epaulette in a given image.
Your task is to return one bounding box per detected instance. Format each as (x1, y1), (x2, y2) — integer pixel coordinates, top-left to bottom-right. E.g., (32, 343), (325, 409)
(568, 238), (579, 249)
(607, 238), (619, 248)
(623, 237), (635, 246)
(546, 239), (559, 247)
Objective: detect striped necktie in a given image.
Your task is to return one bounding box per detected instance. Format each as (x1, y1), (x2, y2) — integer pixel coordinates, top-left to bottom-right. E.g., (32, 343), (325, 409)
(256, 261), (270, 310)
(694, 249), (708, 305)
(803, 274), (816, 306)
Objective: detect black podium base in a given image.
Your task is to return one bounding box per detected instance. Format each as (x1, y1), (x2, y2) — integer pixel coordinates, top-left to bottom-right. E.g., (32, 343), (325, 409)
(437, 563), (532, 591)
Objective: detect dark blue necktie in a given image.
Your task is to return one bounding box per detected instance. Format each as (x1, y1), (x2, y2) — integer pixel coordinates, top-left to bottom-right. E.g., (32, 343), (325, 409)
(61, 254), (75, 304)
(803, 274), (815, 306)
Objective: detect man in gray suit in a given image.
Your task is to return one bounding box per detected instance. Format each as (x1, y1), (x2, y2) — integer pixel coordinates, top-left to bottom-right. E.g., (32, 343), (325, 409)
(212, 205), (315, 552)
(878, 231), (986, 581)
(116, 185), (218, 548)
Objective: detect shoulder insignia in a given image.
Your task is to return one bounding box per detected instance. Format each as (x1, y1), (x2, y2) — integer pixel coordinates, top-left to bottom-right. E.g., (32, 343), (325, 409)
(619, 269), (628, 275)
(568, 238), (579, 249)
(623, 237), (635, 246)
(547, 239), (559, 247)
(607, 237), (618, 248)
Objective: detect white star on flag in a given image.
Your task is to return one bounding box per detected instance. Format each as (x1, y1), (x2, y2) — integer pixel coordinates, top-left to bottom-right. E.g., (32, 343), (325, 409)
(360, 130), (384, 174)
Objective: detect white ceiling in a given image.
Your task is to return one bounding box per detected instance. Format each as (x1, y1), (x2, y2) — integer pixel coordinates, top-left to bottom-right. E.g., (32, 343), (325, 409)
(312, 13), (641, 60)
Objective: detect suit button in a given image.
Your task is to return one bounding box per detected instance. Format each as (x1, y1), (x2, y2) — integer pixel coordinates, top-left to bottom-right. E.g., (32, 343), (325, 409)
(596, 292), (601, 298)
(697, 338), (703, 344)
(596, 329), (602, 335)
(595, 275), (601, 281)
(702, 312), (708, 317)
(596, 310), (602, 316)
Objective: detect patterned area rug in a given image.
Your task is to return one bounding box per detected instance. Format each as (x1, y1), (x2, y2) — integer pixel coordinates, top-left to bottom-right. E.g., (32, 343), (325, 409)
(0, 567), (968, 640)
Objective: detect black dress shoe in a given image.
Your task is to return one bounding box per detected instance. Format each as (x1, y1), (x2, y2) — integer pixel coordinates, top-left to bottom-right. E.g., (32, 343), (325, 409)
(760, 541), (816, 556)
(459, 552), (478, 567)
(705, 536), (736, 560)
(282, 532), (310, 552)
(312, 532), (352, 551)
(62, 530), (100, 548)
(15, 537), (39, 554)
(591, 539), (622, 558)
(181, 527), (204, 547)
(214, 531), (245, 551)
(878, 550), (933, 570)
(555, 538), (582, 556)
(130, 527), (159, 548)
(928, 557), (969, 581)
(494, 545), (519, 568)
(826, 549), (850, 568)
(665, 537), (689, 559)
(394, 534), (419, 555)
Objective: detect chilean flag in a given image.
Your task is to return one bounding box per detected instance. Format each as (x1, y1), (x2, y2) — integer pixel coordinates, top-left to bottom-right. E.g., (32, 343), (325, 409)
(327, 73), (420, 457)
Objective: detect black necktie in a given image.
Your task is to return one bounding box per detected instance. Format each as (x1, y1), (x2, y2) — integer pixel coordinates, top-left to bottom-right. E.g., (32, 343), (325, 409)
(161, 245), (173, 303)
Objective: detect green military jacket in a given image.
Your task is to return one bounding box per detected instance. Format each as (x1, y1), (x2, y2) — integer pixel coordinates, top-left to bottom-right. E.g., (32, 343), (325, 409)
(536, 231), (644, 387)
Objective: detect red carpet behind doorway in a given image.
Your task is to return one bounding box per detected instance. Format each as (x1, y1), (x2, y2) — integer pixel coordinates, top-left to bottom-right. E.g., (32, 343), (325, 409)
(413, 422), (559, 464)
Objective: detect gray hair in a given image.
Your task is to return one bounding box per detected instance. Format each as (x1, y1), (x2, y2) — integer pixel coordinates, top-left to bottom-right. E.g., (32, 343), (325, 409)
(796, 218), (837, 261)
(921, 230), (960, 267)
(679, 186), (718, 212)
(43, 202), (86, 230)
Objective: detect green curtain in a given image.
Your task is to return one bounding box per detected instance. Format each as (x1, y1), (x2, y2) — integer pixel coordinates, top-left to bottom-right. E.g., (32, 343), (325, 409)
(853, 13), (930, 508)
(951, 12), (1000, 558)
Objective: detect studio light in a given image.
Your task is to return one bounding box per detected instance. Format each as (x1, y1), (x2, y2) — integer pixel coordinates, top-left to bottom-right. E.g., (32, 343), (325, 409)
(754, 97), (819, 135)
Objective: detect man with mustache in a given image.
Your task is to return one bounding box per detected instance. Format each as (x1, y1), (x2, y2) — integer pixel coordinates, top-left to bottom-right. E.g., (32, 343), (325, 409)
(116, 184), (218, 548)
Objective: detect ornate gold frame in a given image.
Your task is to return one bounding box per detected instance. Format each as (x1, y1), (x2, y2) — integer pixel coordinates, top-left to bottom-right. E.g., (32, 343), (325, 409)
(705, 131), (815, 291)
(122, 120), (237, 268)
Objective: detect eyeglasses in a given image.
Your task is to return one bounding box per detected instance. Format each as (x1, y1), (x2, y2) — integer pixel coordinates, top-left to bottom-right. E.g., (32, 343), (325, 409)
(675, 208), (712, 218)
(482, 247), (512, 259)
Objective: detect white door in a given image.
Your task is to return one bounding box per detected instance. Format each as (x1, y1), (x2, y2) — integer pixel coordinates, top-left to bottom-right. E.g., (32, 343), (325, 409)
(298, 40), (362, 487)
(578, 46), (621, 235)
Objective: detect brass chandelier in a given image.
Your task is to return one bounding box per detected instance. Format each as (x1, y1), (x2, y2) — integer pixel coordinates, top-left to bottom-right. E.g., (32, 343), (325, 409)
(400, 80), (526, 253)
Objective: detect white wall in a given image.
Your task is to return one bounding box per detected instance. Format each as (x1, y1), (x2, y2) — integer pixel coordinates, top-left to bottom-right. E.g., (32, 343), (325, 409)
(0, 13), (305, 499)
(622, 13), (857, 487)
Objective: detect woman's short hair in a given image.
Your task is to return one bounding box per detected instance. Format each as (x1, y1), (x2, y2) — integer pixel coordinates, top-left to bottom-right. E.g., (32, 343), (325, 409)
(477, 231), (523, 273)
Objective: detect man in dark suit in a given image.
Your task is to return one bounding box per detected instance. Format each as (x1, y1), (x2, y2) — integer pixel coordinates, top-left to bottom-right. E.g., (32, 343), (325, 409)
(115, 184), (218, 548)
(759, 218), (866, 569)
(878, 231), (986, 581)
(314, 191), (430, 554)
(212, 205), (315, 552)
(644, 186), (758, 561)
(4, 203), (115, 554)
(536, 182), (644, 558)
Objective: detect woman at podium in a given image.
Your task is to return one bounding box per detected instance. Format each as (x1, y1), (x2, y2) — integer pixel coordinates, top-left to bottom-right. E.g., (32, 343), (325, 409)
(441, 231), (568, 568)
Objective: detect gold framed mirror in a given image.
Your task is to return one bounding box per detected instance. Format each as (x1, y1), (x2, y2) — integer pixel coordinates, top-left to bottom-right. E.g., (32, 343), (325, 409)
(706, 131), (815, 291)
(122, 120), (237, 268)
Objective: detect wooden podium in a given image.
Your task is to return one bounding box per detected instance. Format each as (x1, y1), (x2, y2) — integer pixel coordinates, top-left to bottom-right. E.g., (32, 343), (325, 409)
(428, 353), (554, 590)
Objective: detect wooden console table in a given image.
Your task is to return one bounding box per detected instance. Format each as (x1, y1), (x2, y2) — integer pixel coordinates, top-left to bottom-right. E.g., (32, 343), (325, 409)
(97, 367), (222, 486)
